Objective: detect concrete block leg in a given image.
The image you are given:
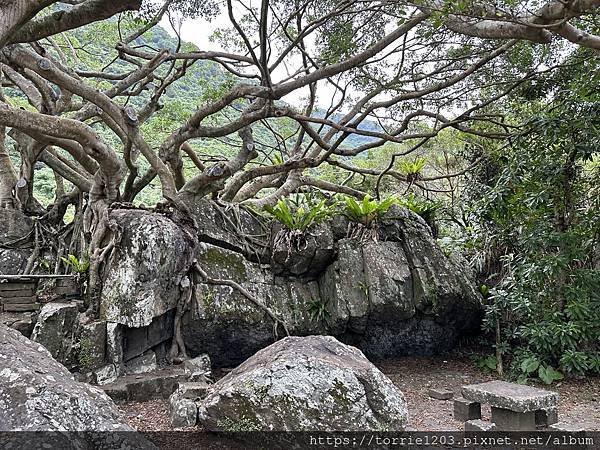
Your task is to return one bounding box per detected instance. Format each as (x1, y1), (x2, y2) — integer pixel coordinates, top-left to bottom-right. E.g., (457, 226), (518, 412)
(535, 407), (558, 427)
(491, 407), (536, 431)
(454, 397), (481, 421)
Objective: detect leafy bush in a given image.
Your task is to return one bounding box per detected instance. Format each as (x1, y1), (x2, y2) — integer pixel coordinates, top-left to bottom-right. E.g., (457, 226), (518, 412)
(397, 193), (442, 224)
(342, 194), (397, 227)
(471, 92), (600, 381)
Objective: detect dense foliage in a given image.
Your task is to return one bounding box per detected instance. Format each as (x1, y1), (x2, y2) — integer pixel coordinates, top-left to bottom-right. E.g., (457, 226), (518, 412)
(460, 53), (600, 380)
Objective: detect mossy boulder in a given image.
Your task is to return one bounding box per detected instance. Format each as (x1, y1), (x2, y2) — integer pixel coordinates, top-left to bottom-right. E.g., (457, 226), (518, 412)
(197, 336), (408, 431)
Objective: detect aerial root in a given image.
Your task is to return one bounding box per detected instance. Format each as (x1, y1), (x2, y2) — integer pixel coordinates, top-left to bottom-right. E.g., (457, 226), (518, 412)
(191, 260), (290, 339)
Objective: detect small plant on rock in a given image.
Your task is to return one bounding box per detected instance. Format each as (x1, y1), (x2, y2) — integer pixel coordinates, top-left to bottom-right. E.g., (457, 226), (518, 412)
(61, 254), (90, 274)
(307, 298), (331, 325)
(264, 195), (333, 232)
(342, 194), (397, 228)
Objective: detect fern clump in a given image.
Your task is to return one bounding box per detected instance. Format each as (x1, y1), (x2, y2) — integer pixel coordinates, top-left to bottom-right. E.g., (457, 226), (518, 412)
(342, 194), (397, 228)
(263, 194), (334, 232)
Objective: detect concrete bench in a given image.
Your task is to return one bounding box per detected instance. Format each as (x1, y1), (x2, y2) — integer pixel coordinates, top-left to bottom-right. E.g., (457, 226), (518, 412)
(457, 380), (559, 431)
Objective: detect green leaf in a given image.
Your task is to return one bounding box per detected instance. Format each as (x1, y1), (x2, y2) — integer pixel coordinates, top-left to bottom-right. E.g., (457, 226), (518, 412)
(538, 366), (564, 385)
(520, 357), (539, 374)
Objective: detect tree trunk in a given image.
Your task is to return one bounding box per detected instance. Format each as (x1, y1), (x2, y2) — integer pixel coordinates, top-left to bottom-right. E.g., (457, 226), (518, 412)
(0, 125), (18, 209)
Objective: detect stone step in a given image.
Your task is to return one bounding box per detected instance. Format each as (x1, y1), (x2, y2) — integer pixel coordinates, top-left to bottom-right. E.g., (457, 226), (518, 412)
(0, 282), (37, 292)
(101, 367), (189, 402)
(3, 303), (40, 312)
(0, 287), (35, 296)
(1, 295), (37, 304)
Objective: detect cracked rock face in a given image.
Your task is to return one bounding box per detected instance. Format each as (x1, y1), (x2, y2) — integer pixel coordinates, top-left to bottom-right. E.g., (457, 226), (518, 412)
(197, 336), (408, 431)
(100, 201), (481, 367)
(0, 210), (33, 275)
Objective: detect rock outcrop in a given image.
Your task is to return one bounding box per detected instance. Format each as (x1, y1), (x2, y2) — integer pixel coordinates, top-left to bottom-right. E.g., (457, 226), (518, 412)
(99, 200), (482, 368)
(197, 336), (408, 431)
(0, 210), (33, 275)
(0, 324), (153, 447)
(31, 302), (79, 368)
(100, 209), (196, 328)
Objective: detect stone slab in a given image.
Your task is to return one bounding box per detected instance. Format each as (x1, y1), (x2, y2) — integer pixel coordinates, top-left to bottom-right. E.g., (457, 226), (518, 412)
(0, 288), (35, 297)
(462, 380), (559, 413)
(101, 367), (188, 401)
(465, 419), (496, 431)
(1, 296), (37, 304)
(3, 303), (40, 312)
(0, 282), (36, 292)
(454, 397), (481, 421)
(535, 407), (558, 427)
(428, 388), (454, 400)
(177, 381), (210, 400)
(549, 422), (589, 432)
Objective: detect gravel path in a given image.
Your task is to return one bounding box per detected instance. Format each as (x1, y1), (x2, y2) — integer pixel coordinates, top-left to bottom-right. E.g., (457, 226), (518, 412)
(118, 356), (600, 431)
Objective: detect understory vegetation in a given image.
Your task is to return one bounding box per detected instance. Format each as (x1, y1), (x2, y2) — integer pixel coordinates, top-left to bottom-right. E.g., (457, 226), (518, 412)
(0, 0), (598, 382)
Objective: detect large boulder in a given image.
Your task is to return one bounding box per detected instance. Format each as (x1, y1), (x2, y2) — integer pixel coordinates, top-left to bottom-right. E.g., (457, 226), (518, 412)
(197, 336), (408, 431)
(100, 209), (196, 328)
(0, 324), (153, 447)
(100, 202), (481, 367)
(0, 210), (33, 275)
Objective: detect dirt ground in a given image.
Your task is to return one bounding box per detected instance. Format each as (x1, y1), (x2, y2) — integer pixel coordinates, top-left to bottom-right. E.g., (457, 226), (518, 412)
(118, 355), (600, 432)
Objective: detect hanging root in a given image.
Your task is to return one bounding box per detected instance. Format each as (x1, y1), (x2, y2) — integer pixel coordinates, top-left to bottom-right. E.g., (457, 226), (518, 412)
(192, 261), (290, 339)
(168, 274), (193, 364)
(346, 221), (380, 243)
(85, 203), (121, 319)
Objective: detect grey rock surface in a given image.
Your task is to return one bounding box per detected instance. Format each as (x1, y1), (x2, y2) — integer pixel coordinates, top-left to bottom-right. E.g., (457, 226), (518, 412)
(169, 392), (198, 428)
(197, 336), (408, 431)
(0, 325), (141, 434)
(100, 367), (187, 401)
(78, 320), (106, 371)
(31, 302), (78, 368)
(100, 209), (195, 328)
(125, 351), (157, 375)
(0, 210), (32, 275)
(462, 380), (559, 413)
(270, 222), (335, 276)
(100, 202), (481, 367)
(465, 419), (496, 431)
(183, 354), (212, 380)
